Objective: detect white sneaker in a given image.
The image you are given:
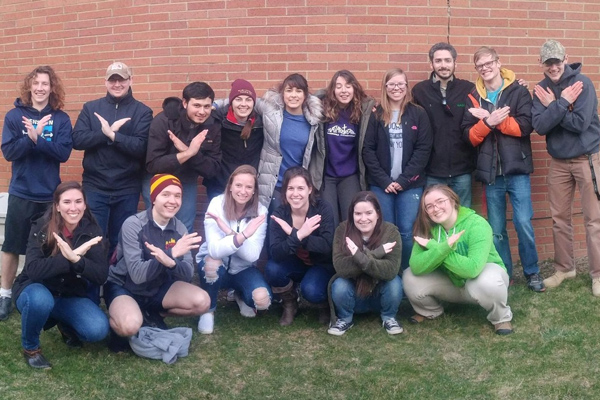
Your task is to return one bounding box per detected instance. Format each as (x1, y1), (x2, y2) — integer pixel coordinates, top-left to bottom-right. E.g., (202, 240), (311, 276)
(235, 292), (256, 318)
(198, 312), (214, 334)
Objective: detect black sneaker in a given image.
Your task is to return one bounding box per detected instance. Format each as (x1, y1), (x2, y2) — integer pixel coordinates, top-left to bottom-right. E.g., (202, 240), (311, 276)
(0, 296), (13, 321)
(383, 318), (404, 335)
(108, 329), (131, 353)
(142, 309), (168, 330)
(526, 273), (546, 292)
(327, 319), (354, 336)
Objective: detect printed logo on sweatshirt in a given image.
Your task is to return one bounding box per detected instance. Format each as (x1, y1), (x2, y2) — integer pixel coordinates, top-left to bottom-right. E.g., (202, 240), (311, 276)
(165, 238), (176, 250)
(327, 124), (356, 137)
(22, 118), (54, 142)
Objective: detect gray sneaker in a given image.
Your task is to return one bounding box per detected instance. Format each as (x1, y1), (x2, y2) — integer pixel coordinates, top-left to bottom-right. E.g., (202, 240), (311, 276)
(0, 296), (14, 321)
(383, 318), (403, 335)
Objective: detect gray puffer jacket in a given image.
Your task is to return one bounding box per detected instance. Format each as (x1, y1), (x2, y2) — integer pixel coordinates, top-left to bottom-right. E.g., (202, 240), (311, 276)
(258, 89), (324, 207)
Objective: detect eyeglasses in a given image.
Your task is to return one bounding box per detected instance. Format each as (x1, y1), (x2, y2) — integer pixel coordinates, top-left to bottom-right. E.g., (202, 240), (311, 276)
(107, 77), (130, 84)
(543, 58), (565, 67)
(386, 82), (407, 90)
(474, 59), (498, 72)
(425, 198), (449, 213)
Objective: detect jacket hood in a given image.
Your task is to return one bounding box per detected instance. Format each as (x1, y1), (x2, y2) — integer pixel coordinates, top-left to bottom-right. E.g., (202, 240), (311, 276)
(13, 98), (53, 114)
(262, 89), (323, 125)
(433, 206), (476, 238)
(475, 67), (516, 99)
(556, 63), (582, 85)
(162, 96), (183, 119)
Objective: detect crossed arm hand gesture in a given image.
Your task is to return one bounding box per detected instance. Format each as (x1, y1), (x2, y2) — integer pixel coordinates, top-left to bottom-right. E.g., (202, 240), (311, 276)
(94, 112), (131, 141)
(145, 233), (203, 268)
(53, 233), (103, 263)
(169, 129), (208, 164)
(22, 114), (52, 144)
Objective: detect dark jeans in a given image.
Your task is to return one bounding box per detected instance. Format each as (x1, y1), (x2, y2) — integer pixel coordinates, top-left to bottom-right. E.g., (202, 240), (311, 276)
(265, 256), (334, 304)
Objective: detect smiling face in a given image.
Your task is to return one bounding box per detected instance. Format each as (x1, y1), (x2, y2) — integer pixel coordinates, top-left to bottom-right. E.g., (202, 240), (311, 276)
(105, 75), (132, 99)
(385, 73), (408, 105)
(430, 49), (456, 81)
(57, 188), (86, 232)
(230, 173), (255, 208)
(285, 176), (312, 211)
(152, 184), (182, 225)
(474, 54), (501, 84)
(541, 55), (568, 84)
(231, 95), (254, 122)
(334, 76), (354, 106)
(353, 201), (379, 239)
(423, 189), (457, 229)
(183, 97), (212, 124)
(30, 73), (51, 109)
(283, 85), (306, 115)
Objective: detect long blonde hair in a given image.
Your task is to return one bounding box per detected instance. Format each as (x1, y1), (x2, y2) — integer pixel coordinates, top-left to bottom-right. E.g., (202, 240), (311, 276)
(379, 68), (413, 126)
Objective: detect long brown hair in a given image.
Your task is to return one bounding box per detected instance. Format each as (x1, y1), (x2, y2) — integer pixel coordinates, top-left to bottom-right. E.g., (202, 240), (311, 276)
(379, 68), (413, 126)
(277, 73), (309, 110)
(343, 191), (385, 297)
(45, 181), (94, 256)
(223, 165), (260, 221)
(281, 166), (317, 208)
(413, 184), (460, 238)
(20, 66), (65, 111)
(323, 70), (366, 124)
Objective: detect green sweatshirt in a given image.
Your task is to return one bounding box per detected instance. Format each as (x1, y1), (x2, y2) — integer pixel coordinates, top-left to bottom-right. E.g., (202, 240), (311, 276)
(409, 207), (505, 287)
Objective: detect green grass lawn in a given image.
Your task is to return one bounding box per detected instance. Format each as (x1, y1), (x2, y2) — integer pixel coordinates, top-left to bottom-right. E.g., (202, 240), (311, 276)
(1, 260), (599, 400)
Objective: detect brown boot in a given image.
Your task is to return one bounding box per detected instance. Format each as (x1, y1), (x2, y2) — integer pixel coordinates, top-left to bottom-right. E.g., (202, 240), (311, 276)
(278, 287), (298, 326)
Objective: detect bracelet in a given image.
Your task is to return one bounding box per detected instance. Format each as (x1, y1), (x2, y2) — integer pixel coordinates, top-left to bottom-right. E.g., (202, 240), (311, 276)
(241, 231), (248, 240)
(483, 117), (494, 129)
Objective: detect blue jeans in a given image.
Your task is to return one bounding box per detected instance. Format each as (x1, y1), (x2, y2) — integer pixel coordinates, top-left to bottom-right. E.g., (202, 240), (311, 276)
(265, 257), (334, 304)
(84, 189), (140, 257)
(16, 283), (109, 351)
(485, 174), (539, 278)
(142, 173), (198, 233)
(330, 275), (403, 323)
(198, 259), (272, 312)
(370, 185), (422, 271)
(427, 173), (473, 208)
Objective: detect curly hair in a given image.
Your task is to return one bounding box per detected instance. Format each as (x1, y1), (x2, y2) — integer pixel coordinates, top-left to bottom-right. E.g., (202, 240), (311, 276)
(323, 70), (366, 124)
(20, 66), (65, 110)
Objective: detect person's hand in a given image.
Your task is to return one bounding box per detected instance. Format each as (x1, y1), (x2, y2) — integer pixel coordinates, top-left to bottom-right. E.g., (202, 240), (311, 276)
(145, 242), (176, 268)
(206, 211), (233, 235)
(413, 236), (430, 247)
(345, 237), (359, 255)
(560, 81), (583, 105)
(53, 232), (80, 263)
(22, 114), (51, 143)
(296, 214), (321, 241)
(517, 78), (529, 88)
(168, 130), (189, 153)
(271, 215), (293, 236)
(242, 214), (267, 238)
(385, 182), (402, 194)
(447, 230), (465, 247)
(110, 117), (131, 133)
(485, 106), (510, 126)
(382, 241), (396, 254)
(170, 232), (203, 259)
(72, 236), (103, 257)
(533, 85), (556, 107)
(468, 107), (490, 120)
(94, 112), (116, 141)
(185, 129), (207, 157)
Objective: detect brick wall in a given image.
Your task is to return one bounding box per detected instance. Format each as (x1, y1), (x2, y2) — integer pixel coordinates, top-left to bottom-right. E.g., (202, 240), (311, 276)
(1, 0), (599, 262)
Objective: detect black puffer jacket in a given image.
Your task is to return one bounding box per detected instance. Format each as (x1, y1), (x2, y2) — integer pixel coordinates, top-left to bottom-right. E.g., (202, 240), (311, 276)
(13, 213), (108, 302)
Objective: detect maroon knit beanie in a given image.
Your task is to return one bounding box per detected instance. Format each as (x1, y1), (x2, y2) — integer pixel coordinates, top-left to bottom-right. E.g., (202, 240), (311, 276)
(150, 174), (183, 204)
(229, 79), (256, 104)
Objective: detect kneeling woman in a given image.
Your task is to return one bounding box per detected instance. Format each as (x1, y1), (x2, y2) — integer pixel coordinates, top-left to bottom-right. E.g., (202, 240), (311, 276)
(266, 166), (334, 326)
(404, 184), (513, 335)
(105, 174), (210, 348)
(14, 181), (109, 369)
(328, 191), (403, 336)
(197, 165), (270, 334)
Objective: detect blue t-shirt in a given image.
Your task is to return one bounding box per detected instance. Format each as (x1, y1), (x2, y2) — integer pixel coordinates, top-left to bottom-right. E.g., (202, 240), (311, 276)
(277, 110), (311, 187)
(325, 107), (358, 178)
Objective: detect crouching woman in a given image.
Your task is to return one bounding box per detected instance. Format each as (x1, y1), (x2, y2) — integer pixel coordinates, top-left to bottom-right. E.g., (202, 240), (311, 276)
(197, 165), (271, 334)
(105, 174), (210, 350)
(403, 184), (513, 335)
(327, 191), (403, 336)
(14, 181), (109, 369)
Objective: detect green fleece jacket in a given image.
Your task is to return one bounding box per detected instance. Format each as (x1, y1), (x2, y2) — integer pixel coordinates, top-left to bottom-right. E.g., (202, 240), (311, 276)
(328, 221), (402, 324)
(409, 207), (505, 287)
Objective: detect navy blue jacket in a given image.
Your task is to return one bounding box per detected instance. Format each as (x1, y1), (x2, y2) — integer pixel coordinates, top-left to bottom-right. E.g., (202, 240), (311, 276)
(363, 103), (433, 190)
(72, 89), (153, 195)
(1, 99), (72, 202)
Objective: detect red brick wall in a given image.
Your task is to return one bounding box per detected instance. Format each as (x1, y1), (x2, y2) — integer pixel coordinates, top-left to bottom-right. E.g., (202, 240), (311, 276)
(1, 0), (599, 262)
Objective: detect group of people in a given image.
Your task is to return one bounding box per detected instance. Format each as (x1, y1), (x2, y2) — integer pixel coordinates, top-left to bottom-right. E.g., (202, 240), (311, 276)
(1, 38), (599, 369)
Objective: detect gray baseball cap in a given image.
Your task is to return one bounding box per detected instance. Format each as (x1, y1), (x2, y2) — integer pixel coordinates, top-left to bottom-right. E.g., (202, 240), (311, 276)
(540, 40), (566, 64)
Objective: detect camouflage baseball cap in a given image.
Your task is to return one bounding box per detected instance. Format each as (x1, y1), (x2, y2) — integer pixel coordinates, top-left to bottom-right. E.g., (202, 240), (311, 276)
(540, 40), (565, 64)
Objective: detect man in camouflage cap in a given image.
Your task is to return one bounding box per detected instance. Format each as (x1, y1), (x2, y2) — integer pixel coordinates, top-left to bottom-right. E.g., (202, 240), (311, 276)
(532, 40), (600, 296)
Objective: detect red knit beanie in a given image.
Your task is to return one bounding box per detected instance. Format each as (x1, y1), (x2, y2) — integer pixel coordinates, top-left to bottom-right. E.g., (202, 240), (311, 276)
(150, 174), (183, 204)
(229, 79), (256, 104)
